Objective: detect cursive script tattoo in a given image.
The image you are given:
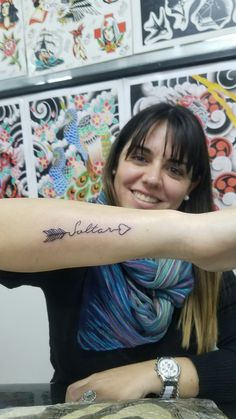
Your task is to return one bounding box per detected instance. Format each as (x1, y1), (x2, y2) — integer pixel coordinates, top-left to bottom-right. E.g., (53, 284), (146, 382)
(43, 220), (131, 242)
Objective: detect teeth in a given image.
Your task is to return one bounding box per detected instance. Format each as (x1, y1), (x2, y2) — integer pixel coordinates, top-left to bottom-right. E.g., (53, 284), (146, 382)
(133, 191), (158, 203)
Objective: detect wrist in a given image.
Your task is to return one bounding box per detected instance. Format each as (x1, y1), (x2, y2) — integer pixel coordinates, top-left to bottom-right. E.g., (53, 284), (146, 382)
(145, 360), (163, 395)
(154, 357), (181, 399)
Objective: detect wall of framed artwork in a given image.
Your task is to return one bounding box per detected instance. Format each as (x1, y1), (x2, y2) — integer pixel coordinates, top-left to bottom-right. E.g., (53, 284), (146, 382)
(1, 0), (236, 99)
(0, 0), (133, 92)
(3, 59), (235, 207)
(24, 0), (132, 77)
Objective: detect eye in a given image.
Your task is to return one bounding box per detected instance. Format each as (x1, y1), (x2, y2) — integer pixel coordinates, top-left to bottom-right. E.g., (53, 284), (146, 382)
(134, 154), (146, 162)
(168, 163), (185, 177)
(170, 166), (182, 175)
(129, 151), (147, 163)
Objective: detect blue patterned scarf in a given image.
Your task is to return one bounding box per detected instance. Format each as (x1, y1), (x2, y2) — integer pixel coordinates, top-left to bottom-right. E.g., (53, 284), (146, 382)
(77, 192), (194, 351)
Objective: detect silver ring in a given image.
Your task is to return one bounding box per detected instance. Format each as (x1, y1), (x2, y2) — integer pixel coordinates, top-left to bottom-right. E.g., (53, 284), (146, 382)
(79, 389), (97, 403)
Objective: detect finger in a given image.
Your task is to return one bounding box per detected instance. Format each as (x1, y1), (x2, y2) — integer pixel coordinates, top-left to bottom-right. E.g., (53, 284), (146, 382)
(66, 384), (84, 402)
(66, 377), (91, 402)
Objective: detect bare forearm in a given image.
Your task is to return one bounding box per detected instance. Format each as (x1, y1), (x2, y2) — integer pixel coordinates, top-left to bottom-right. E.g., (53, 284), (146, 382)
(0, 199), (236, 272)
(178, 208), (236, 272)
(0, 198), (183, 272)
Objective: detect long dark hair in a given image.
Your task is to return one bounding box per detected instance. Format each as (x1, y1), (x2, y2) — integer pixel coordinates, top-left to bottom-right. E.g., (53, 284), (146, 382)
(103, 102), (213, 214)
(0, 2), (19, 23)
(103, 102), (221, 354)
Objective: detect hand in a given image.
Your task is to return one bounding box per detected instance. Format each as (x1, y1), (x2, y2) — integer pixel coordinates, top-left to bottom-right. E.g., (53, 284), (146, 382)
(65, 360), (159, 403)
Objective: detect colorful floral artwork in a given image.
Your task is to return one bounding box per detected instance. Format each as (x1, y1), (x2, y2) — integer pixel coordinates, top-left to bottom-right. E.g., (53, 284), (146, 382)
(132, 0), (236, 53)
(24, 0), (132, 76)
(2, 59), (236, 209)
(0, 101), (29, 197)
(0, 0), (27, 80)
(28, 82), (121, 200)
(125, 62), (236, 208)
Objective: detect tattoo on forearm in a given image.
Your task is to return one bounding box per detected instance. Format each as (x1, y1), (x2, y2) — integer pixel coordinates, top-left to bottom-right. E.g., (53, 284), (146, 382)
(43, 220), (131, 242)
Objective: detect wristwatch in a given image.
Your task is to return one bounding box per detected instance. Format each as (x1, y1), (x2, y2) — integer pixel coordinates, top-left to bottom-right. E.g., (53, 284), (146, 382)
(154, 357), (181, 399)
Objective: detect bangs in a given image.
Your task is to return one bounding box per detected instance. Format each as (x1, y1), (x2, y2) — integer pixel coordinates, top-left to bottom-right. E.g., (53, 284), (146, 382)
(125, 115), (157, 157)
(165, 120), (201, 181)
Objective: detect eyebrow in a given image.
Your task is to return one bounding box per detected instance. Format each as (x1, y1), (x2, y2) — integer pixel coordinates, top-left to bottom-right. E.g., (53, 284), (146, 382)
(131, 145), (151, 154)
(169, 158), (187, 165)
(131, 146), (187, 164)
(132, 145), (187, 165)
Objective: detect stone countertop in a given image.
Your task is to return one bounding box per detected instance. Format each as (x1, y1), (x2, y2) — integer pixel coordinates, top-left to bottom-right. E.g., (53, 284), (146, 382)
(0, 384), (235, 418)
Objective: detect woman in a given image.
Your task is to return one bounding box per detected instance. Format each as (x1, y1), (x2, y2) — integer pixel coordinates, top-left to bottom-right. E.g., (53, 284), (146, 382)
(0, 103), (236, 404)
(29, 0), (48, 25)
(0, 0), (19, 30)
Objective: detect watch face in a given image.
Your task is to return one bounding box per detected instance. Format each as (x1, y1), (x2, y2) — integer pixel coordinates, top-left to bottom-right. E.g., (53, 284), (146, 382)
(158, 358), (180, 379)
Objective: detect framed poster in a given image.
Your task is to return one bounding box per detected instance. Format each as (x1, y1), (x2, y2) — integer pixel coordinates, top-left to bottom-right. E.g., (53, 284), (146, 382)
(24, 0), (133, 76)
(0, 0), (27, 80)
(0, 98), (31, 197)
(23, 79), (126, 200)
(124, 60), (236, 209)
(132, 0), (236, 54)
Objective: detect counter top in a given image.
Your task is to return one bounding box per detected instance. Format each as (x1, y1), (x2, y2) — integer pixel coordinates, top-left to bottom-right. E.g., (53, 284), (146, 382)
(0, 383), (235, 418)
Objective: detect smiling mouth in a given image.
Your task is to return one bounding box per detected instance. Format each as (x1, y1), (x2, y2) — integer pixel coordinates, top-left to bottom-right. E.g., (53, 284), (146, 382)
(132, 190), (159, 204)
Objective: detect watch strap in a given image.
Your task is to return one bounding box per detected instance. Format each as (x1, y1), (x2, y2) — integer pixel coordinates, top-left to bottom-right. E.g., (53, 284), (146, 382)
(159, 380), (179, 399)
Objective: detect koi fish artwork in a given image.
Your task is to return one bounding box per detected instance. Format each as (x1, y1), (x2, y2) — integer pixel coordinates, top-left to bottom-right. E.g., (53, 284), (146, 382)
(28, 82), (121, 200)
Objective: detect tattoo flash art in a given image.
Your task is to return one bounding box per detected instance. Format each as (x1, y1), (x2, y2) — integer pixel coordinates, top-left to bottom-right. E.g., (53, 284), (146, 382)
(94, 13), (126, 54)
(29, 83), (121, 200)
(24, 0), (132, 76)
(0, 102), (29, 197)
(0, 0), (19, 30)
(43, 220), (131, 242)
(132, 0), (236, 53)
(57, 0), (100, 24)
(126, 64), (236, 209)
(34, 30), (64, 72)
(70, 24), (87, 61)
(0, 0), (27, 80)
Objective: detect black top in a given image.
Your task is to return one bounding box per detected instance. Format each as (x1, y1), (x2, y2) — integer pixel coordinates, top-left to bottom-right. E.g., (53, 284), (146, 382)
(0, 268), (235, 403)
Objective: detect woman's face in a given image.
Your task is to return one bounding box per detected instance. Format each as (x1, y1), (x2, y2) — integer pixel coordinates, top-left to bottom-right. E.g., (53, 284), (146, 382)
(103, 26), (115, 42)
(2, 2), (10, 17)
(113, 121), (197, 210)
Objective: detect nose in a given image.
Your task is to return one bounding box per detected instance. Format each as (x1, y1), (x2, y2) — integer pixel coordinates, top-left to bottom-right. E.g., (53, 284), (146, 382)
(142, 164), (162, 187)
